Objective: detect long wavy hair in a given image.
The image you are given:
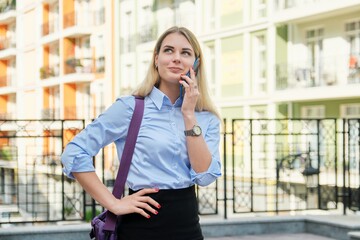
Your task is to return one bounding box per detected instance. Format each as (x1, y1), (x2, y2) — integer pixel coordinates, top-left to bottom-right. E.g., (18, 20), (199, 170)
(132, 26), (220, 119)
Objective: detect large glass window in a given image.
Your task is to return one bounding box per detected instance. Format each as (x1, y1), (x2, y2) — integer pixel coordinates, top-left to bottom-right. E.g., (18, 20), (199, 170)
(341, 104), (360, 118)
(346, 20), (360, 83)
(204, 42), (216, 97)
(220, 0), (243, 28)
(301, 105), (325, 118)
(305, 28), (324, 87)
(203, 0), (216, 31)
(221, 35), (244, 97)
(252, 0), (266, 20)
(252, 33), (267, 93)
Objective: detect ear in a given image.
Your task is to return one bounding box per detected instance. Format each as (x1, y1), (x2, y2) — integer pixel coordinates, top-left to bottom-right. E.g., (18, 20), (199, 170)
(154, 55), (158, 67)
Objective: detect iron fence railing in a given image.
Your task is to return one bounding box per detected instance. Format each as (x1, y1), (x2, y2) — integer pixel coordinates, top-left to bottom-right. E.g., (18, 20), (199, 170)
(0, 118), (359, 225)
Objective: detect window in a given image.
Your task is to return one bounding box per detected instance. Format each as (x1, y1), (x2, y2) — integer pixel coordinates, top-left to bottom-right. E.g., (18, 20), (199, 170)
(204, 42), (216, 96)
(252, 0), (267, 20)
(203, 0), (216, 31)
(301, 105), (325, 118)
(305, 28), (324, 86)
(346, 20), (360, 83)
(77, 84), (91, 119)
(124, 11), (133, 52)
(252, 33), (267, 93)
(341, 104), (360, 118)
(95, 35), (105, 72)
(49, 2), (59, 33)
(8, 58), (16, 86)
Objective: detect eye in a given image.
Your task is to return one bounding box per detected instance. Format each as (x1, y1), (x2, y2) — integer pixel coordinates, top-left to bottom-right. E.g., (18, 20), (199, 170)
(164, 48), (173, 53)
(182, 51), (191, 56)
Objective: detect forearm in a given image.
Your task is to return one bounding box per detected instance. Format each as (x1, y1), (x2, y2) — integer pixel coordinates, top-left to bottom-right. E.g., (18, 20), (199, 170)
(73, 172), (117, 213)
(183, 113), (212, 172)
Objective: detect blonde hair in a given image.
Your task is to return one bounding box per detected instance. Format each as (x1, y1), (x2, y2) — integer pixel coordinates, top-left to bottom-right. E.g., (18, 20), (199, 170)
(132, 26), (220, 119)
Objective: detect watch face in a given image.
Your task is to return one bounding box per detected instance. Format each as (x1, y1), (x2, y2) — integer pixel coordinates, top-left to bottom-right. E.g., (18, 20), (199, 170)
(193, 125), (202, 135)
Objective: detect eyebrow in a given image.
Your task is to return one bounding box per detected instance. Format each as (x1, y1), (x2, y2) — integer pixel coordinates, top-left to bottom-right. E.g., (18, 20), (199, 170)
(163, 45), (193, 52)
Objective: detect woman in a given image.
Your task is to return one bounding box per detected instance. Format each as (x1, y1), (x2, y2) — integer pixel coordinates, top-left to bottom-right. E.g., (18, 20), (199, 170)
(61, 26), (221, 240)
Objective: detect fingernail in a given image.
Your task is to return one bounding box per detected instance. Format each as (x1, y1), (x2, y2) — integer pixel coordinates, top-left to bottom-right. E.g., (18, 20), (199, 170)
(147, 215), (151, 219)
(158, 204), (161, 209)
(154, 210), (158, 215)
(154, 188), (159, 192)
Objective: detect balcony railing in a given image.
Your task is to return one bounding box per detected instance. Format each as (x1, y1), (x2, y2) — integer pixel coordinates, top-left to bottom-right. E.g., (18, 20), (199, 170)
(41, 108), (60, 119)
(0, 112), (15, 119)
(41, 17), (59, 36)
(63, 10), (105, 29)
(64, 57), (105, 74)
(275, 54), (360, 90)
(138, 25), (157, 44)
(274, 0), (328, 10)
(64, 106), (106, 120)
(0, 74), (15, 87)
(0, 36), (16, 50)
(39, 63), (60, 79)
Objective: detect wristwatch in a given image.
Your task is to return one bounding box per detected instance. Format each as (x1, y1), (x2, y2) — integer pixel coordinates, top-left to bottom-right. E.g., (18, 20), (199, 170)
(184, 125), (202, 136)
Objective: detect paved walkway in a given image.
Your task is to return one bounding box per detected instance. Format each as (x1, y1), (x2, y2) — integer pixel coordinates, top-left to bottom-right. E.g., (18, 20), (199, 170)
(207, 233), (336, 239)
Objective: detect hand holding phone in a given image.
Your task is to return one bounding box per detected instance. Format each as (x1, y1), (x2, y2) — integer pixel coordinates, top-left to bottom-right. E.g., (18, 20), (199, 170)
(180, 58), (200, 98)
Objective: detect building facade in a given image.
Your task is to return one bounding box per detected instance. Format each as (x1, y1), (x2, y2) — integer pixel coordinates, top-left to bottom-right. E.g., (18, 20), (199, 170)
(0, 0), (113, 121)
(116, 0), (360, 120)
(0, 0), (359, 127)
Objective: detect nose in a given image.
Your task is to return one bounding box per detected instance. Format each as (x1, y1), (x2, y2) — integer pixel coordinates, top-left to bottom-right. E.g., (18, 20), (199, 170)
(172, 51), (180, 63)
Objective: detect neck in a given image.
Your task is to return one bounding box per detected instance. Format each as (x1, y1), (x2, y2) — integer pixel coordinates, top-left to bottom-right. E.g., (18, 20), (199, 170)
(158, 83), (180, 104)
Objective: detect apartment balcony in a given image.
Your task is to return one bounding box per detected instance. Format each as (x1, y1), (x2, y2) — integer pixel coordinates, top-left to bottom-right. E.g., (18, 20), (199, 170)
(276, 54), (360, 90)
(0, 36), (15, 59)
(63, 10), (103, 38)
(273, 0), (360, 23)
(41, 108), (60, 119)
(41, 18), (59, 37)
(64, 105), (105, 120)
(120, 34), (137, 53)
(0, 74), (15, 88)
(0, 112), (15, 119)
(64, 57), (104, 75)
(138, 25), (157, 44)
(0, 0), (16, 24)
(39, 63), (60, 80)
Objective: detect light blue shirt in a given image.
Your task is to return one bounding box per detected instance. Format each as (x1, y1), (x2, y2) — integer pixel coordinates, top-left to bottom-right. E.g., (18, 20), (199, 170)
(61, 87), (221, 190)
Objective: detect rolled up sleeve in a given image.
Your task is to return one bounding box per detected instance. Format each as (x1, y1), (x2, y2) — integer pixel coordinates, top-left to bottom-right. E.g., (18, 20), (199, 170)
(190, 115), (222, 186)
(61, 97), (134, 179)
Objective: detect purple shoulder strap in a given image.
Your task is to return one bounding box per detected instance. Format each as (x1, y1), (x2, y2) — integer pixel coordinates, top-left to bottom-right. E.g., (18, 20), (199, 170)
(103, 96), (144, 232)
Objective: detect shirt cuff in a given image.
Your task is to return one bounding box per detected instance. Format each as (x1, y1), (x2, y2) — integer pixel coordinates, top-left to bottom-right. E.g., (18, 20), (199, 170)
(62, 154), (95, 179)
(190, 156), (221, 186)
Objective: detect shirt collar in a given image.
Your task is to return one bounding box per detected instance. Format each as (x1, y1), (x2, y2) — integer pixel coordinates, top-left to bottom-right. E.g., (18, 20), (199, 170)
(148, 86), (182, 110)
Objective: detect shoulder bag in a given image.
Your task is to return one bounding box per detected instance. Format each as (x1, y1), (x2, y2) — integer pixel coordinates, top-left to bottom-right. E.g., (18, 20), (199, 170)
(90, 96), (145, 240)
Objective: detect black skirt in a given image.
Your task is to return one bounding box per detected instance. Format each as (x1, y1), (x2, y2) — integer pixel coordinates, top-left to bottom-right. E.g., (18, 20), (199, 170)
(117, 185), (203, 240)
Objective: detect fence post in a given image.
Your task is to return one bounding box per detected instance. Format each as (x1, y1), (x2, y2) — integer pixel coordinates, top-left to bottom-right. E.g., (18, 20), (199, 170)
(223, 118), (227, 219)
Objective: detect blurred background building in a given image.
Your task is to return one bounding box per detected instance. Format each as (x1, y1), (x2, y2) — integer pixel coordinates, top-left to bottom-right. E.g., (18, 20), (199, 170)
(0, 0), (359, 125)
(116, 0), (360, 121)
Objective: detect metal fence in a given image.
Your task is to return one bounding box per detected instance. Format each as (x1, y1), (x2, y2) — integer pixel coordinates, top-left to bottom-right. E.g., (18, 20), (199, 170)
(0, 118), (359, 225)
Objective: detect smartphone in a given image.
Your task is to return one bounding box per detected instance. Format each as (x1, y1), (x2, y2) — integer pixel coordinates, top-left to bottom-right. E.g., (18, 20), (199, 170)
(180, 58), (200, 98)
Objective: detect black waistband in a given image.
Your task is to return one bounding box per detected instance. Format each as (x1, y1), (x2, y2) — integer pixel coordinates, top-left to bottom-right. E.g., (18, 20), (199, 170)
(129, 185), (195, 201)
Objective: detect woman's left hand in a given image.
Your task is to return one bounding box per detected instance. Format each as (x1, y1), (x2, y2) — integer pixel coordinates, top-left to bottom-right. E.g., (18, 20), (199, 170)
(179, 67), (199, 116)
